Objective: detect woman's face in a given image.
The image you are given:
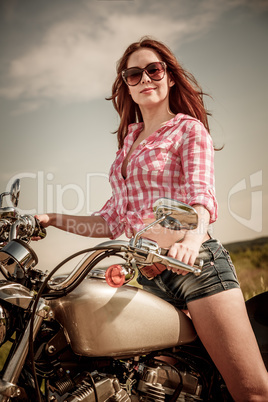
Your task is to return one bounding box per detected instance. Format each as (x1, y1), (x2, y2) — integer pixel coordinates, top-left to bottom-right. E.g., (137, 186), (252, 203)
(126, 48), (174, 111)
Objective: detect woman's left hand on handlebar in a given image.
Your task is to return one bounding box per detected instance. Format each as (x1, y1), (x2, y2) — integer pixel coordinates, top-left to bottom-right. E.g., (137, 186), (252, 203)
(167, 205), (210, 275)
(168, 238), (200, 275)
(31, 214), (51, 241)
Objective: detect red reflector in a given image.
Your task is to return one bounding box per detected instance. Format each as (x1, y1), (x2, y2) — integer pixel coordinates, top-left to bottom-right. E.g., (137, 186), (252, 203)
(105, 264), (125, 288)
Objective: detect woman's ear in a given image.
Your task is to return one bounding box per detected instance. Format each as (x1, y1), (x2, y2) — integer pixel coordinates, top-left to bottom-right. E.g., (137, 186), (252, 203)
(168, 72), (175, 88)
(169, 79), (175, 88)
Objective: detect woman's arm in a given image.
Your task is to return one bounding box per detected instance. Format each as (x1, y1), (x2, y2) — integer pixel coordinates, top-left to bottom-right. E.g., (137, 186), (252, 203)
(168, 120), (216, 274)
(35, 213), (112, 238)
(168, 204), (210, 273)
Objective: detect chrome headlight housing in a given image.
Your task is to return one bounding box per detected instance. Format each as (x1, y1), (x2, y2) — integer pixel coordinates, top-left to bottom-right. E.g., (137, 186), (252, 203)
(0, 239), (38, 277)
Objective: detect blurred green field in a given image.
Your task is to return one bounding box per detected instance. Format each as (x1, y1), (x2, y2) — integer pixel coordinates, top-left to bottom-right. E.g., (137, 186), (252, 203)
(224, 237), (268, 300)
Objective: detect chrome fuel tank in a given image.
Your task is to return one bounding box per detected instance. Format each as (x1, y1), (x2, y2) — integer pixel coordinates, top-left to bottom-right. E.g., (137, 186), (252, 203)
(50, 278), (196, 357)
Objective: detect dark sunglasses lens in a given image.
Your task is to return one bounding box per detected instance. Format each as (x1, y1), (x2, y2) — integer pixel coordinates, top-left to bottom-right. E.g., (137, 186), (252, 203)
(146, 63), (165, 80)
(124, 68), (142, 86)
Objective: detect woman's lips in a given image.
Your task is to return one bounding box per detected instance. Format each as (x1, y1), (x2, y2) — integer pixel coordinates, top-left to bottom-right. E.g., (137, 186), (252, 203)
(140, 87), (156, 94)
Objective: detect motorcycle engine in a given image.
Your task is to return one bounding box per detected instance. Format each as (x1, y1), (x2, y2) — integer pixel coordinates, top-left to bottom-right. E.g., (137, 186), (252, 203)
(136, 361), (203, 401)
(49, 371), (131, 402)
(49, 360), (202, 402)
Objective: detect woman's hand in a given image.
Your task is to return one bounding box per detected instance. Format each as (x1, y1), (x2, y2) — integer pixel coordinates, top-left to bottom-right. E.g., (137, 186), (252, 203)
(31, 214), (54, 241)
(168, 237), (200, 275)
(35, 213), (53, 228)
(167, 204), (210, 276)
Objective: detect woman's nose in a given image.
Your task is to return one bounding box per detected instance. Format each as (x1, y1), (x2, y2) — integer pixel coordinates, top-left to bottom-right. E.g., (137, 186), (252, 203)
(141, 70), (152, 83)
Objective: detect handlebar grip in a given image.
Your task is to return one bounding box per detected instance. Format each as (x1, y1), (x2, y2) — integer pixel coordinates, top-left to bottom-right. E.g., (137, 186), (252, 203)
(159, 247), (203, 273)
(33, 217), (47, 239)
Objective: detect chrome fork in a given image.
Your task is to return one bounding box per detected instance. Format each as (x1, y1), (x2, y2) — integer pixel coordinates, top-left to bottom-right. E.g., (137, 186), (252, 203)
(0, 299), (50, 401)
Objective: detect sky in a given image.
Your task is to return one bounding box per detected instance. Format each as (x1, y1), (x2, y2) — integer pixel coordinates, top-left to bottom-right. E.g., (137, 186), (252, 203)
(0, 0), (267, 271)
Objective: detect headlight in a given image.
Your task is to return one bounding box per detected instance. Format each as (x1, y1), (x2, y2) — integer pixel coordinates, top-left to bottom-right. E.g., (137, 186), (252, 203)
(0, 239), (38, 277)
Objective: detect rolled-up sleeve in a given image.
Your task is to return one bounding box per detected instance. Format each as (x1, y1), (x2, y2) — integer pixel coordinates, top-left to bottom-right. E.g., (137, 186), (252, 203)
(180, 122), (218, 223)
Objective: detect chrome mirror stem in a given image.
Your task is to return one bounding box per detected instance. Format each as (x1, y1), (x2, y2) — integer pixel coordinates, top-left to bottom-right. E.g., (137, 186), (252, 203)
(132, 215), (168, 247)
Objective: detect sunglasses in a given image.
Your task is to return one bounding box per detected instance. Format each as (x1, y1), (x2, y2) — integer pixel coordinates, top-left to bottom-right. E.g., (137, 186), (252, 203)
(122, 61), (166, 86)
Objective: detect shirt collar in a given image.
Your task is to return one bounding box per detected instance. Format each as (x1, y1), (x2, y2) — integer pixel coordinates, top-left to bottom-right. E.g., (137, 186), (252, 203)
(127, 113), (185, 132)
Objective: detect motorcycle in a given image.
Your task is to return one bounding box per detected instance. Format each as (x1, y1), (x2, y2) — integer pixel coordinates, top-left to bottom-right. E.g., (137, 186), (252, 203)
(0, 180), (266, 401)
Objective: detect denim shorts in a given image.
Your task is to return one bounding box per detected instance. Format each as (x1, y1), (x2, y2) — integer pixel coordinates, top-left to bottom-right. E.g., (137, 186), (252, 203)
(137, 238), (240, 310)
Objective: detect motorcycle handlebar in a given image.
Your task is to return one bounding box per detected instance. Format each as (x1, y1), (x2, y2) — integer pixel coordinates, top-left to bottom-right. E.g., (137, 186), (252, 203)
(105, 242), (203, 288)
(8, 215), (47, 241)
(158, 247), (203, 274)
(128, 238), (203, 276)
(48, 239), (203, 292)
(152, 251), (203, 275)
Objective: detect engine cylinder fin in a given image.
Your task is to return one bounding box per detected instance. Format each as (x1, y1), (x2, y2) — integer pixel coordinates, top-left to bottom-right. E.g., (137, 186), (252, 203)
(143, 382), (165, 401)
(70, 381), (93, 399)
(54, 377), (74, 396)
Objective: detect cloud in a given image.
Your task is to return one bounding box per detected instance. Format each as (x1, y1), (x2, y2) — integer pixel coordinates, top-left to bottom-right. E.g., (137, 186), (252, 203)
(0, 0), (267, 112)
(0, 14), (211, 106)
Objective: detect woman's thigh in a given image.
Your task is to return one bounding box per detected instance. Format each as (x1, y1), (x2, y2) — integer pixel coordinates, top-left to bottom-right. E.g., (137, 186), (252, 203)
(188, 288), (268, 402)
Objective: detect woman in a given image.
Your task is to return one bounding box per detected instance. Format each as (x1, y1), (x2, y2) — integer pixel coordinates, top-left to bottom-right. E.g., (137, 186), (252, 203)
(36, 37), (268, 401)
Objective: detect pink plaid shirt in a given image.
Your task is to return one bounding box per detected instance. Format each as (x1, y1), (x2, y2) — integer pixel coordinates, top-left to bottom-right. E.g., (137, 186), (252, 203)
(94, 113), (218, 239)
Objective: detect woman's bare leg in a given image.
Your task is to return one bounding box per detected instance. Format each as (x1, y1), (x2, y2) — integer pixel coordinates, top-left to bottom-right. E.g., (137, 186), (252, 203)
(187, 288), (268, 402)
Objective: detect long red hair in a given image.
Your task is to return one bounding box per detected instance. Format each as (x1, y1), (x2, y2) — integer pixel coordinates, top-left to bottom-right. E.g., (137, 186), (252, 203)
(107, 37), (211, 149)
